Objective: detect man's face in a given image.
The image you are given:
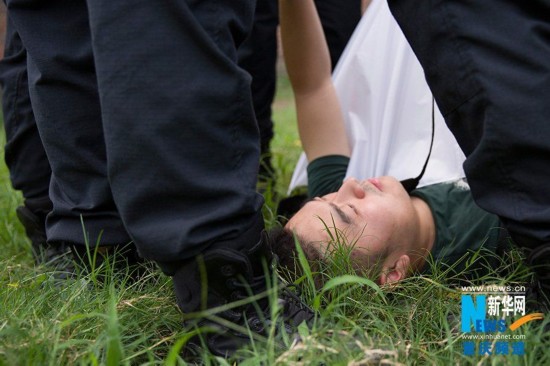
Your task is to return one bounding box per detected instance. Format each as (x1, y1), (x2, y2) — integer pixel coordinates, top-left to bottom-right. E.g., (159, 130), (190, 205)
(285, 176), (417, 266)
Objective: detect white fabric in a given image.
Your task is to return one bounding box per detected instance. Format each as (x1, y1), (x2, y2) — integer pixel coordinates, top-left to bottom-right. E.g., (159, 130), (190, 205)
(288, 0), (465, 193)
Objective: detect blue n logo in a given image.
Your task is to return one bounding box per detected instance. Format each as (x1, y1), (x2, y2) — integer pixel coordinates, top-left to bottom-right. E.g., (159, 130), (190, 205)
(461, 295), (486, 332)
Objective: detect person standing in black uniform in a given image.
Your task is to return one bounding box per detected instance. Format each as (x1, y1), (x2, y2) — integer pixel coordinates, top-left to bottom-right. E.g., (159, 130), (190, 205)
(2, 0), (312, 357)
(387, 0), (550, 304)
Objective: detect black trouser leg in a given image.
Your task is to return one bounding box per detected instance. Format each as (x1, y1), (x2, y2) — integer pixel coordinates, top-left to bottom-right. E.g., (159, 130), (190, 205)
(388, 0), (550, 302)
(0, 13), (51, 206)
(315, 0), (362, 69)
(238, 0), (279, 182)
(388, 0), (550, 246)
(0, 12), (56, 262)
(86, 0), (265, 272)
(6, 0), (131, 249)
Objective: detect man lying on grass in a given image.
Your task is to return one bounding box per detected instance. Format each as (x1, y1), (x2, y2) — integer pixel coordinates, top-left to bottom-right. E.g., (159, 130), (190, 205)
(273, 0), (510, 284)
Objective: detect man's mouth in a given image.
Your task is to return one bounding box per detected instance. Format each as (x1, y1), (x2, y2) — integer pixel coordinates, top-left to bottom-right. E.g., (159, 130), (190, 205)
(366, 178), (382, 192)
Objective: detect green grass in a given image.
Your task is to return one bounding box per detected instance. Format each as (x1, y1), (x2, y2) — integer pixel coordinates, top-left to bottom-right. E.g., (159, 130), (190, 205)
(1, 74), (549, 365)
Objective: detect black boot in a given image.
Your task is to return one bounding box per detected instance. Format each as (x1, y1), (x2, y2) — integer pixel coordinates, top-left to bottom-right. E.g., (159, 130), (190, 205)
(173, 233), (315, 358)
(16, 200), (72, 266)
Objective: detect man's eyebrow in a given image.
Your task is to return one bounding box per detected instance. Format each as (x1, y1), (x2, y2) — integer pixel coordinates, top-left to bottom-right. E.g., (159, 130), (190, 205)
(329, 202), (351, 224)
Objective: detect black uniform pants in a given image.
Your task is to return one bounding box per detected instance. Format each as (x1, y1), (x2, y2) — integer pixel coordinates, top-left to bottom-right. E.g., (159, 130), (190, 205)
(388, 0), (550, 247)
(3, 0), (264, 273)
(0, 14), (50, 208)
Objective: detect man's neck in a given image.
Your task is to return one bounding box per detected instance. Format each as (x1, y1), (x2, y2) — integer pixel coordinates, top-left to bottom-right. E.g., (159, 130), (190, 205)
(409, 196), (436, 271)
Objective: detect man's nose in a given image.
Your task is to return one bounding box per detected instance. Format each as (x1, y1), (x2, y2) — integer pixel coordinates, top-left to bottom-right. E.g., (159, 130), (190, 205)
(335, 178), (365, 202)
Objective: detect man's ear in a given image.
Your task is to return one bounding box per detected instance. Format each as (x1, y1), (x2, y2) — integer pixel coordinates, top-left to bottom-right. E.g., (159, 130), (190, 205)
(379, 255), (411, 285)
